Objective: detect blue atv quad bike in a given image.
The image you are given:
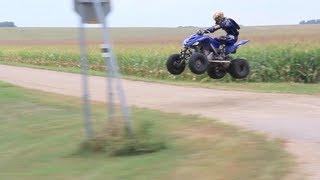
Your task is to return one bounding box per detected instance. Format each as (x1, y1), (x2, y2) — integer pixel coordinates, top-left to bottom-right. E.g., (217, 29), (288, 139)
(166, 30), (250, 79)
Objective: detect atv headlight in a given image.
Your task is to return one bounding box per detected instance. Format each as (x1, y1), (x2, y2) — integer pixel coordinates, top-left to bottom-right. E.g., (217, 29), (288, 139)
(193, 42), (199, 46)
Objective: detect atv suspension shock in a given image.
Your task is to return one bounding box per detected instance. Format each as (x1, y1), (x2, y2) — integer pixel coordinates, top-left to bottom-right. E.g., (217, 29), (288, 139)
(180, 48), (192, 60)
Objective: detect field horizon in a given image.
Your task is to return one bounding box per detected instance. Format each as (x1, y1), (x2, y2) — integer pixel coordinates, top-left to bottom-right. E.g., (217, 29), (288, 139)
(0, 24), (319, 85)
(0, 24), (319, 45)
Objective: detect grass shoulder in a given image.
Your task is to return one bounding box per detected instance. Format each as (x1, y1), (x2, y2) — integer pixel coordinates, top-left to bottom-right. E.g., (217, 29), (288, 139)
(0, 81), (293, 179)
(1, 61), (319, 95)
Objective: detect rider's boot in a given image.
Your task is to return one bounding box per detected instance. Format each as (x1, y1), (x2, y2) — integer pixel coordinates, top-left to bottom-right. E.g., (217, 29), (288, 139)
(207, 52), (214, 61)
(213, 48), (223, 56)
(213, 48), (226, 60)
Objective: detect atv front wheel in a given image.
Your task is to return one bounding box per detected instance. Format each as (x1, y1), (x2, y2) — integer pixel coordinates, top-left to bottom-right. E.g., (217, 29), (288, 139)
(207, 63), (227, 79)
(166, 54), (186, 75)
(229, 59), (250, 79)
(189, 53), (208, 75)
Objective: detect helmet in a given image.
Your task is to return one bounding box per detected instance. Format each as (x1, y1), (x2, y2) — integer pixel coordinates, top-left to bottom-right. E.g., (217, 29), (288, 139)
(213, 11), (225, 23)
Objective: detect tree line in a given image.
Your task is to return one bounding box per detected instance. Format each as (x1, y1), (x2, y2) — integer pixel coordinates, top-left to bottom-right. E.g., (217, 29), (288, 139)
(0, 21), (17, 27)
(300, 19), (320, 25)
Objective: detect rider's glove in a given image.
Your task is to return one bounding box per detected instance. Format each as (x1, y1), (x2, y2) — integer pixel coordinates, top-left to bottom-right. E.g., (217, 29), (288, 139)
(203, 30), (210, 34)
(197, 29), (204, 35)
(219, 36), (228, 41)
(197, 29), (211, 35)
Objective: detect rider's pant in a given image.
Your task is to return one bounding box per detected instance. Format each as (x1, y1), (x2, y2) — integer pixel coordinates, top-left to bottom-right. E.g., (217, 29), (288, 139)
(216, 35), (238, 46)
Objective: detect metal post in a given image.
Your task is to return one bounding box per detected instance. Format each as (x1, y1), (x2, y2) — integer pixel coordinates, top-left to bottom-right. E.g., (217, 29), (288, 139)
(92, 0), (133, 134)
(78, 18), (94, 139)
(75, 0), (133, 136)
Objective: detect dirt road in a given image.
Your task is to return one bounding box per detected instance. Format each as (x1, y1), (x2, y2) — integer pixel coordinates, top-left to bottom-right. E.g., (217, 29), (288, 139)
(0, 65), (319, 179)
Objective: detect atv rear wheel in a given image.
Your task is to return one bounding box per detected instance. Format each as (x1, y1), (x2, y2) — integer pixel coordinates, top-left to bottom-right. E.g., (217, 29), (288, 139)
(207, 63), (227, 79)
(229, 59), (250, 79)
(189, 53), (208, 75)
(166, 54), (186, 75)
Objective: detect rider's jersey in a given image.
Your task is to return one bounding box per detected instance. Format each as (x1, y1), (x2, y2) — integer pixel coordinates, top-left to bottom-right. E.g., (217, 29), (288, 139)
(207, 18), (240, 37)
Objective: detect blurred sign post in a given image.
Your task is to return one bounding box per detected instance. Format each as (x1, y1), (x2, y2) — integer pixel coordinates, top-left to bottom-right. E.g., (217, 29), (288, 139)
(74, 0), (132, 139)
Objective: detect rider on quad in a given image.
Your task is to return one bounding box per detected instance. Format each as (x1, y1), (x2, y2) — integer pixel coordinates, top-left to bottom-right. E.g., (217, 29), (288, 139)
(199, 11), (241, 54)
(166, 11), (250, 79)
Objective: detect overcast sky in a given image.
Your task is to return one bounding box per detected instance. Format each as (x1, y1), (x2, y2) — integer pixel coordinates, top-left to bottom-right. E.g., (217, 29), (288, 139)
(1, 0), (319, 27)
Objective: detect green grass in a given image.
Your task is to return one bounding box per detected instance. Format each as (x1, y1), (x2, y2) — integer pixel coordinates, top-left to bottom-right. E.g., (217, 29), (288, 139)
(0, 82), (292, 179)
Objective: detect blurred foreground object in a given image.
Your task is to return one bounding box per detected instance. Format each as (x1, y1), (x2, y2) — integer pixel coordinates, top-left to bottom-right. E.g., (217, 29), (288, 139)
(74, 0), (132, 139)
(74, 0), (110, 24)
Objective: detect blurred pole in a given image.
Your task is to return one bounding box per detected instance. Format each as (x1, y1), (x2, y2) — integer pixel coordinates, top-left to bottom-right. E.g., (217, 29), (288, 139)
(74, 0), (132, 136)
(78, 18), (94, 139)
(92, 0), (133, 135)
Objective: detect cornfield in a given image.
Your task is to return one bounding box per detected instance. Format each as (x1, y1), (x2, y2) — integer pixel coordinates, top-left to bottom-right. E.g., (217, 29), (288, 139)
(0, 26), (319, 83)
